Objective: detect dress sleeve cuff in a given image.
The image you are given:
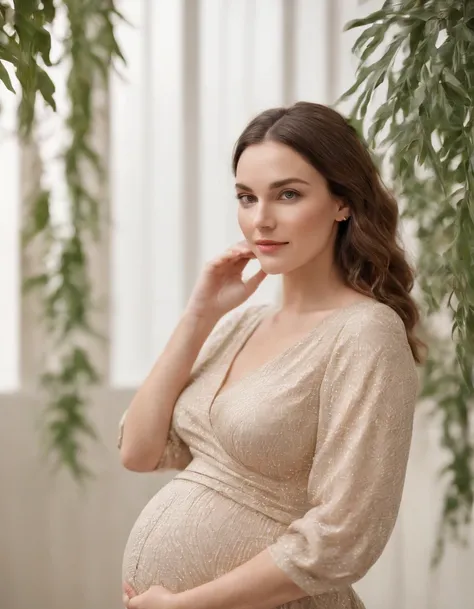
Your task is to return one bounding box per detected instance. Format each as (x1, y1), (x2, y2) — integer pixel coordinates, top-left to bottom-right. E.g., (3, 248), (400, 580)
(267, 540), (327, 597)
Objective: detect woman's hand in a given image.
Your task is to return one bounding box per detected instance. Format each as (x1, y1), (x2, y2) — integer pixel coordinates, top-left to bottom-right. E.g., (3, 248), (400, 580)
(185, 240), (267, 320)
(123, 582), (181, 609)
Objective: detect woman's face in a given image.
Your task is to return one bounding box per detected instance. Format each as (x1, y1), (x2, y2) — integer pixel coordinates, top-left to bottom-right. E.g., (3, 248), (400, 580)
(235, 141), (349, 275)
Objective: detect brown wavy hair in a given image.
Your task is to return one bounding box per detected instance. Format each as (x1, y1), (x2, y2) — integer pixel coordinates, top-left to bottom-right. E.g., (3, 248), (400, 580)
(232, 101), (424, 364)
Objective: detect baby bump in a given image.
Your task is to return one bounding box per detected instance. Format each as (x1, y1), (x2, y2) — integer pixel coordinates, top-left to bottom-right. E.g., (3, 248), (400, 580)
(122, 478), (286, 594)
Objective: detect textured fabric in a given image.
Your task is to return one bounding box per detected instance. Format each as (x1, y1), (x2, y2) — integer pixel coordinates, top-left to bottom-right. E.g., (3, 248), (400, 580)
(119, 301), (418, 608)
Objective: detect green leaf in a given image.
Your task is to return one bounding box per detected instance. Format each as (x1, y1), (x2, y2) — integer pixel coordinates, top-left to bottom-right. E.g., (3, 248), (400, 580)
(35, 25), (53, 67)
(410, 83), (426, 112)
(458, 23), (474, 43)
(407, 9), (437, 22)
(443, 68), (470, 100)
(0, 59), (15, 91)
(41, 0), (56, 22)
(37, 66), (56, 109)
(345, 10), (389, 31)
(352, 22), (385, 58)
(22, 273), (49, 294)
(409, 22), (426, 55)
(424, 17), (441, 39)
(338, 66), (372, 103)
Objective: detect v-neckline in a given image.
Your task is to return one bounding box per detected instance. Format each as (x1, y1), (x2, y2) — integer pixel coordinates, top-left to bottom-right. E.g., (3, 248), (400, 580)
(209, 299), (376, 409)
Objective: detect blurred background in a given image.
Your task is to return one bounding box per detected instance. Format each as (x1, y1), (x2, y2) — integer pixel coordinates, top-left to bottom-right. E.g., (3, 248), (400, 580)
(0, 1), (473, 608)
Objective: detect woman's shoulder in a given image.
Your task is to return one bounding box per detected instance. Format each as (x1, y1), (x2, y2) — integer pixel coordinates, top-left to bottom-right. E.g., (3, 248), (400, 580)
(336, 299), (410, 350)
(327, 300), (418, 391)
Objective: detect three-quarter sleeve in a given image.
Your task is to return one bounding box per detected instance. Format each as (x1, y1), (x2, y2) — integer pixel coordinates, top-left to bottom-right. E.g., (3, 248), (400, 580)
(267, 309), (419, 596)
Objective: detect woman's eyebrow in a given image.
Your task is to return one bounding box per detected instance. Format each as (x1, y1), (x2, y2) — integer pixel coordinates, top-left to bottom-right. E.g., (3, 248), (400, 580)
(235, 177), (310, 192)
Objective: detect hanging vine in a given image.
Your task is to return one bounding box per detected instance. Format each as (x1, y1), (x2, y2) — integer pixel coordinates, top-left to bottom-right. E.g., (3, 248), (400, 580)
(340, 0), (474, 564)
(0, 0), (125, 479)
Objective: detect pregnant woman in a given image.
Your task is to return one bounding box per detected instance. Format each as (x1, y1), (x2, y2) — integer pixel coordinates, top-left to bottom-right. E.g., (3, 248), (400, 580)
(118, 102), (422, 609)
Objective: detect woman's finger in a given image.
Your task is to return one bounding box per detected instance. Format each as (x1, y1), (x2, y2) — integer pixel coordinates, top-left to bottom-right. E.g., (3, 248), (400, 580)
(223, 247), (253, 262)
(244, 268), (267, 294)
(123, 581), (137, 598)
(211, 251), (254, 272)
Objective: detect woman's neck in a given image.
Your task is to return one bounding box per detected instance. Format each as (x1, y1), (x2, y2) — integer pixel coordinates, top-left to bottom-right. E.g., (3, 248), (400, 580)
(278, 257), (355, 315)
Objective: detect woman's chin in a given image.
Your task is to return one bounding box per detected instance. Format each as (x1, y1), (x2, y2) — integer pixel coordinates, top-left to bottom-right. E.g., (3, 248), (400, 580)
(258, 261), (288, 276)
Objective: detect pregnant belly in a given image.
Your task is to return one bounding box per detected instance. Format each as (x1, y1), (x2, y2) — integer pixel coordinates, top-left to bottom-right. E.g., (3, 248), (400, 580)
(122, 478), (286, 595)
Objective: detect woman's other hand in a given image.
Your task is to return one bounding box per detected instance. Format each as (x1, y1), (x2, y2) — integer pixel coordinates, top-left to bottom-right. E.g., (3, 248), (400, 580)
(123, 582), (181, 609)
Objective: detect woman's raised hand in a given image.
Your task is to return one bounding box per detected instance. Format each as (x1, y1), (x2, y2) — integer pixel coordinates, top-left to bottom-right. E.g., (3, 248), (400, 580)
(185, 241), (267, 321)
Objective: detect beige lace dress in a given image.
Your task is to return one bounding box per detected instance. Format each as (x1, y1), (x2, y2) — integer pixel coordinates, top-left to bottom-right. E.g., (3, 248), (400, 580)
(118, 301), (418, 609)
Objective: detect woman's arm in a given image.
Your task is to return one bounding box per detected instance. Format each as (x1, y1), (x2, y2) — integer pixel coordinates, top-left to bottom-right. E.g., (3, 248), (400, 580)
(174, 549), (306, 609)
(119, 241), (266, 473)
(119, 311), (218, 472)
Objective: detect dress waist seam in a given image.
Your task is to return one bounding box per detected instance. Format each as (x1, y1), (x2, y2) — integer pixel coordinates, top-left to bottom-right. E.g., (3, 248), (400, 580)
(174, 470), (299, 526)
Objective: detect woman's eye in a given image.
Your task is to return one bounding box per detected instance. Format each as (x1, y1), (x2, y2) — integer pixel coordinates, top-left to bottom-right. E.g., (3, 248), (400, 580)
(237, 194), (256, 206)
(236, 191), (299, 206)
(280, 190), (299, 201)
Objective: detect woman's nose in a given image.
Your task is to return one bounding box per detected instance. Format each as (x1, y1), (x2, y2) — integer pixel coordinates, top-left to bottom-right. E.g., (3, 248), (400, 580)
(253, 202), (276, 230)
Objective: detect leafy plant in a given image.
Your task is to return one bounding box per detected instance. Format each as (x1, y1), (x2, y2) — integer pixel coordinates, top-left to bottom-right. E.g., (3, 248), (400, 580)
(340, 0), (474, 564)
(0, 0), (124, 479)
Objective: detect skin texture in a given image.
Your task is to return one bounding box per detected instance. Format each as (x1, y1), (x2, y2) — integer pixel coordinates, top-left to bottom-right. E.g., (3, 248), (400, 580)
(123, 142), (369, 609)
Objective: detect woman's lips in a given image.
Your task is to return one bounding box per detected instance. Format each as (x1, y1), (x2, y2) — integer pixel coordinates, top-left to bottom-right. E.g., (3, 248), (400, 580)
(255, 242), (288, 253)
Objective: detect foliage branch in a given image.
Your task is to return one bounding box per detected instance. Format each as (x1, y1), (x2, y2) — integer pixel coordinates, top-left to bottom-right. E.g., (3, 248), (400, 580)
(0, 0), (124, 479)
(340, 0), (474, 564)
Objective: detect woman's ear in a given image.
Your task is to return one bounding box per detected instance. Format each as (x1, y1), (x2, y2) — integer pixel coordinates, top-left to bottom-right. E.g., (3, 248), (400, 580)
(335, 200), (351, 222)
